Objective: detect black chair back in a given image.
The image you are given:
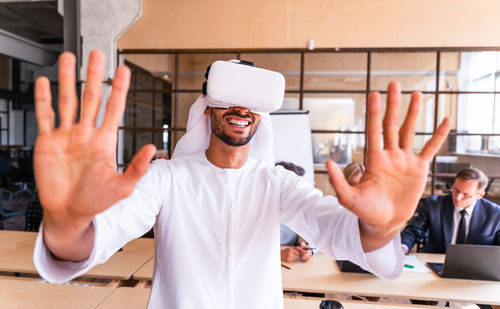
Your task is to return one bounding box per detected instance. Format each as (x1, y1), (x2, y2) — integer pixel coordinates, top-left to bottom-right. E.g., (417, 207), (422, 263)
(0, 156), (12, 177)
(25, 200), (43, 232)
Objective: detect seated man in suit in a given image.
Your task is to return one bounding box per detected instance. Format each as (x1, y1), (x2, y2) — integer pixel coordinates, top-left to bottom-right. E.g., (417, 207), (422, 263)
(401, 167), (500, 254)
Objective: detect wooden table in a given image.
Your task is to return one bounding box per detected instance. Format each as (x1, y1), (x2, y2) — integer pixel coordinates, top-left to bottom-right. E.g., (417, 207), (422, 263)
(132, 257), (154, 281)
(0, 230), (39, 274)
(94, 287), (437, 309)
(84, 237), (154, 280)
(282, 252), (500, 305)
(131, 253), (491, 306)
(0, 230), (155, 280)
(132, 252), (500, 305)
(0, 277), (115, 309)
(96, 287), (151, 308)
(284, 297), (437, 309)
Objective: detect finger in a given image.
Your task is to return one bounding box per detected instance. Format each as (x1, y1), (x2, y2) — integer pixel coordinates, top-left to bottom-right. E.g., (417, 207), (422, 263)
(326, 160), (355, 210)
(300, 242), (311, 251)
(419, 117), (450, 162)
(101, 65), (130, 133)
(382, 81), (401, 149)
(299, 246), (311, 254)
(57, 52), (78, 128)
(81, 50), (104, 126)
(366, 91), (382, 153)
(34, 76), (55, 135)
(119, 144), (157, 192)
(301, 251), (312, 262)
(399, 91), (421, 150)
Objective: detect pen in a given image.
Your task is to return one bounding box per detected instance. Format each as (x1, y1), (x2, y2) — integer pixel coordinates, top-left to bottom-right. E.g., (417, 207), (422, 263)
(281, 263), (291, 270)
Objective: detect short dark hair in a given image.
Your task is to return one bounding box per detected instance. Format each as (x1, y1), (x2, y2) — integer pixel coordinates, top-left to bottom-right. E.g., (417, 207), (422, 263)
(455, 168), (488, 191)
(275, 161), (305, 177)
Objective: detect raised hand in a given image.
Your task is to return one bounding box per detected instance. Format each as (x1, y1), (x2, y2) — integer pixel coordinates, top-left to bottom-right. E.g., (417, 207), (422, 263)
(326, 81), (450, 251)
(34, 50), (156, 260)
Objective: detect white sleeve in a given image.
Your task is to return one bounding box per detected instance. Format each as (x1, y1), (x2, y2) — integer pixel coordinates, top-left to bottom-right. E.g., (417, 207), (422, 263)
(33, 160), (169, 283)
(277, 167), (403, 279)
(364, 234), (403, 279)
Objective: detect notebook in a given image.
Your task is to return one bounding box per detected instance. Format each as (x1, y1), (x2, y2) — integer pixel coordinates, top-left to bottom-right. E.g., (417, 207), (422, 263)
(426, 244), (500, 281)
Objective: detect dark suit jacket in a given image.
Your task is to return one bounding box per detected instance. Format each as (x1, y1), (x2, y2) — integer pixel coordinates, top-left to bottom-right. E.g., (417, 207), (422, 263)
(401, 194), (500, 253)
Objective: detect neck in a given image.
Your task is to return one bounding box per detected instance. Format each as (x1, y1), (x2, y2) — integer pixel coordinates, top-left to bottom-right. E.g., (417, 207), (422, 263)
(205, 133), (249, 169)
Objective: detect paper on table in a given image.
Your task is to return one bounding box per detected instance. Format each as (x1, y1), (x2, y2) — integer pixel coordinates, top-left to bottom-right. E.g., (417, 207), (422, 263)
(403, 255), (431, 273)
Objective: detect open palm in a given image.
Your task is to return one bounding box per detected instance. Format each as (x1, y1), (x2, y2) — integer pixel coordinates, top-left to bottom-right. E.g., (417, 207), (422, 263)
(34, 51), (155, 224)
(327, 82), (450, 249)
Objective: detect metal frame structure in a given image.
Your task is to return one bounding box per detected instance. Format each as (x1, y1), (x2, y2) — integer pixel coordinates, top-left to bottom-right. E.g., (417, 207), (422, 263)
(118, 47), (500, 194)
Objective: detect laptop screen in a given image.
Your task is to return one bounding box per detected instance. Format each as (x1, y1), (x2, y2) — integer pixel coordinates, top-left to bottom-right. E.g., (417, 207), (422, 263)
(440, 244), (500, 281)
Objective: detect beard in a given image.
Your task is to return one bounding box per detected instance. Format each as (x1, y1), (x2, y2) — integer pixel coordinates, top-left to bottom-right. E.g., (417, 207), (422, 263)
(210, 109), (259, 147)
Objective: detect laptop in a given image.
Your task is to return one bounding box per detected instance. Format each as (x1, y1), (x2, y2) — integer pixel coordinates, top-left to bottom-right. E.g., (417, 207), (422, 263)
(336, 260), (371, 274)
(426, 244), (500, 281)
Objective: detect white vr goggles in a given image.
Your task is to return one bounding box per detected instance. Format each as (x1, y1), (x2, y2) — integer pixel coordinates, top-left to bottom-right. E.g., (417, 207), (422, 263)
(204, 60), (285, 114)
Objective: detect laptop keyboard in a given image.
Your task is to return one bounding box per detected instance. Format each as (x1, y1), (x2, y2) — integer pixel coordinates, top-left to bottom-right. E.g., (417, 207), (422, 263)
(426, 262), (444, 275)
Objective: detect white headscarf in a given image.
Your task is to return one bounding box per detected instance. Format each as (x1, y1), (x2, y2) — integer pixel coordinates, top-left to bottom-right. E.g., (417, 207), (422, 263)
(172, 95), (275, 165)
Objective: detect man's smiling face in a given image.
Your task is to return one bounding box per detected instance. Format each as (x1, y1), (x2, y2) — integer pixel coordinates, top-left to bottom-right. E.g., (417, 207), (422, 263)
(207, 106), (261, 147)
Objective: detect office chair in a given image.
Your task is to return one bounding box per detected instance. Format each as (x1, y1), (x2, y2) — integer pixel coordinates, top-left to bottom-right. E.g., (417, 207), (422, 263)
(0, 155), (13, 199)
(0, 190), (26, 225)
(412, 198), (429, 253)
(12, 151), (35, 199)
(25, 200), (43, 232)
(484, 177), (495, 196)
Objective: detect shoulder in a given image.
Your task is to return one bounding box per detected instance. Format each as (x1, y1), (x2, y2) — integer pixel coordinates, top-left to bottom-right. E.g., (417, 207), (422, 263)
(478, 198), (500, 214)
(143, 153), (208, 180)
(273, 163), (299, 180)
(240, 159), (300, 185)
(273, 163), (314, 191)
(160, 152), (207, 170)
(425, 194), (452, 205)
(420, 194), (452, 212)
(134, 159), (172, 186)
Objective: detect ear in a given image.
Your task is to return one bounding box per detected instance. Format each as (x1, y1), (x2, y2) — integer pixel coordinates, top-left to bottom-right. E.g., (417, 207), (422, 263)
(204, 106), (211, 115)
(477, 190), (486, 199)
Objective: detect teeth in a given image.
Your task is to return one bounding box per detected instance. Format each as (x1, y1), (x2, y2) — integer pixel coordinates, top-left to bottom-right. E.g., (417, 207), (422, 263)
(228, 119), (249, 127)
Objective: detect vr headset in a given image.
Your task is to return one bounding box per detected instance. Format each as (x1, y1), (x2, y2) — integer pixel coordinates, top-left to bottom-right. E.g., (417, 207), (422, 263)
(203, 60), (285, 114)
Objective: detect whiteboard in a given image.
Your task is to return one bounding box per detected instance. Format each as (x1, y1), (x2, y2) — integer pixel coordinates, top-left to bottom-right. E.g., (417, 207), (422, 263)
(270, 111), (314, 185)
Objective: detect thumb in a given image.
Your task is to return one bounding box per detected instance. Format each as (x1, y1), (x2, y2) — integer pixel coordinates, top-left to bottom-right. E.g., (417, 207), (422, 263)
(325, 160), (355, 210)
(121, 144), (157, 186)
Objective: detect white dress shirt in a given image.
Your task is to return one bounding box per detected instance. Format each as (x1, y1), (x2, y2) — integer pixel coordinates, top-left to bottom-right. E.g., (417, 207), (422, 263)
(34, 152), (403, 309)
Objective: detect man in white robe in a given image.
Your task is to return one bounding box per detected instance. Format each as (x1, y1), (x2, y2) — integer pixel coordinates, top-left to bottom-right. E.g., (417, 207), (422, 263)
(32, 50), (450, 308)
